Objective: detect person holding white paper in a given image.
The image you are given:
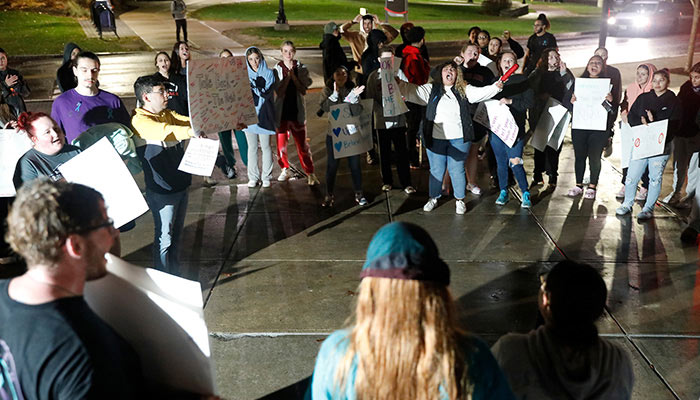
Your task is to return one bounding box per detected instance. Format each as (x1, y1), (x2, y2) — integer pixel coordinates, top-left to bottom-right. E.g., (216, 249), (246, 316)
(528, 49), (574, 189)
(567, 56), (614, 200)
(616, 69), (681, 220)
(489, 51), (534, 208)
(132, 75), (197, 274)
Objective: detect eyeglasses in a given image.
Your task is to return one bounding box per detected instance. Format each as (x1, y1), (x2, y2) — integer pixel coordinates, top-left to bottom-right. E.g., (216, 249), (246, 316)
(149, 90), (167, 96)
(75, 218), (114, 234)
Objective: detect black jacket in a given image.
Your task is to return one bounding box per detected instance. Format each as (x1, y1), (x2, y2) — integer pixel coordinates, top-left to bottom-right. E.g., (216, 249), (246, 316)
(421, 84), (474, 147)
(677, 80), (700, 138)
(629, 90), (682, 153)
(56, 42), (80, 93)
(319, 34), (352, 82)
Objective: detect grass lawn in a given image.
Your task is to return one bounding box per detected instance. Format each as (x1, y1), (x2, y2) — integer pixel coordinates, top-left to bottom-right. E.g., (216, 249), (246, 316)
(0, 11), (150, 56)
(227, 16), (601, 48)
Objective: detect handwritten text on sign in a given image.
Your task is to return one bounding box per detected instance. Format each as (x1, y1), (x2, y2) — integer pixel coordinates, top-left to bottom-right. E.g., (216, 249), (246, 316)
(474, 100), (519, 147)
(187, 57), (258, 135)
(178, 138), (220, 177)
(572, 78), (610, 131)
(328, 99), (374, 158)
(380, 56), (408, 117)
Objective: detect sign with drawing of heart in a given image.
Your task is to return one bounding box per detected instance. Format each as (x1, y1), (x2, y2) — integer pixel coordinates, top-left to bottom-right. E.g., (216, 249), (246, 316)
(328, 99), (374, 158)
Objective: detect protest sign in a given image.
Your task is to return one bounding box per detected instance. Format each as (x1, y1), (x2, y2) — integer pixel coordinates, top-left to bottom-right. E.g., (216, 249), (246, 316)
(58, 137), (148, 228)
(631, 119), (668, 160)
(572, 78), (611, 131)
(477, 53), (499, 77)
(531, 98), (570, 152)
(380, 56), (409, 117)
(328, 99), (374, 158)
(474, 100), (519, 147)
(0, 129), (31, 197)
(187, 57), (258, 134)
(178, 138), (220, 176)
(620, 122), (633, 169)
(85, 255), (215, 394)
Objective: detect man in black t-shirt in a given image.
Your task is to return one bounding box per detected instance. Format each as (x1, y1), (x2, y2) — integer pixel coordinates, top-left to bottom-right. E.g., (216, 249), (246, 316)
(523, 14), (558, 76)
(1, 179), (144, 399)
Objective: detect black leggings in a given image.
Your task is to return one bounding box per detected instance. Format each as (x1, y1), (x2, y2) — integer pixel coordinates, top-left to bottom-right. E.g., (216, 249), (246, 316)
(533, 146), (563, 184)
(572, 129), (609, 185)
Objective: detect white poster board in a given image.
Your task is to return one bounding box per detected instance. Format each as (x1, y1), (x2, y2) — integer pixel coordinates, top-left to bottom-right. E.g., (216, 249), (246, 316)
(631, 119), (668, 160)
(58, 138), (148, 228)
(187, 57), (258, 134)
(380, 56), (409, 117)
(531, 98), (570, 152)
(572, 78), (610, 131)
(328, 99), (374, 158)
(85, 255), (215, 394)
(474, 100), (519, 147)
(178, 138), (220, 176)
(0, 129), (31, 197)
(620, 122), (633, 169)
(477, 53), (499, 77)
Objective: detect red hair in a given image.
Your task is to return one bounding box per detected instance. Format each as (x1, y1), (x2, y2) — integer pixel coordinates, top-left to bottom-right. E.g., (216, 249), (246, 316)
(16, 112), (50, 137)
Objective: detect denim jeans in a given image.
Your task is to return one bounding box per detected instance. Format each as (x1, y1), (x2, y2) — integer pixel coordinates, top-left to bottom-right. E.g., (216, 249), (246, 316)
(325, 135), (362, 194)
(426, 138), (470, 199)
(622, 154), (670, 212)
(146, 189), (188, 275)
(490, 133), (529, 192)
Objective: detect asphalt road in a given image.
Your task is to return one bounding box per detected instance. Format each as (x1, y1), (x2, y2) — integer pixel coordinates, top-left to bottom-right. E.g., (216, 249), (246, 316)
(16, 31), (700, 101)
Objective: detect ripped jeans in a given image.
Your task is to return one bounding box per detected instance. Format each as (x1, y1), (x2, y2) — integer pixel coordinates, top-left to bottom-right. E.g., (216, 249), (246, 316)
(622, 154), (670, 212)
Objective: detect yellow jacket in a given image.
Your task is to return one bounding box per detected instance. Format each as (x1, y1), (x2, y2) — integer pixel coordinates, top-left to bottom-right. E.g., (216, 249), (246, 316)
(131, 107), (193, 146)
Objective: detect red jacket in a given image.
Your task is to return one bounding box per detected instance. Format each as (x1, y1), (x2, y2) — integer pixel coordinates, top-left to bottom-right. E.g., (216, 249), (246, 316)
(401, 45), (430, 85)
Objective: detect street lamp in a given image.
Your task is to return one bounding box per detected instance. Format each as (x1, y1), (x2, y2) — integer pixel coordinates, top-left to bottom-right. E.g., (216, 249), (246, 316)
(275, 0), (289, 31)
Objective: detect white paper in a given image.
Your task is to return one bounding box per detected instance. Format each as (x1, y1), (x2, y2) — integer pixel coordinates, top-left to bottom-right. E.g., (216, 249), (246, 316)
(328, 99), (374, 158)
(0, 129), (32, 197)
(187, 57), (258, 134)
(84, 255), (214, 394)
(620, 121), (633, 169)
(58, 137), (148, 228)
(631, 119), (668, 160)
(178, 138), (220, 176)
(547, 112), (570, 151)
(531, 98), (569, 152)
(380, 56), (409, 117)
(572, 78), (611, 131)
(474, 100), (519, 147)
(477, 53), (499, 77)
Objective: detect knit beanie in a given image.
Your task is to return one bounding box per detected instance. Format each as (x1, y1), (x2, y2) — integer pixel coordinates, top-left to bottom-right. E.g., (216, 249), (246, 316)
(324, 22), (338, 35)
(360, 222), (450, 285)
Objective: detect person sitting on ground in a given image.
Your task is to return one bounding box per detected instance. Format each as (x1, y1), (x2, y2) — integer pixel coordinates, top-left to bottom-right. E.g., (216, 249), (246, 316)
(340, 13), (398, 73)
(492, 260), (634, 399)
(56, 42), (81, 93)
(309, 221), (516, 399)
(0, 48), (30, 118)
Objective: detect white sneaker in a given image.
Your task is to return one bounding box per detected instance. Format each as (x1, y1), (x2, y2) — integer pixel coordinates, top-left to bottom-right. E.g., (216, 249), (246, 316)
(467, 184), (482, 196)
(455, 199), (466, 214)
(404, 186), (416, 195)
(247, 180), (258, 188)
(262, 180), (271, 188)
(423, 198), (438, 212)
(277, 168), (292, 181)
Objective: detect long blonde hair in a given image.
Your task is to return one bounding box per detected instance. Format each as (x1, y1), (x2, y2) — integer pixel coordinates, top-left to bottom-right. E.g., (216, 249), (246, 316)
(335, 277), (473, 399)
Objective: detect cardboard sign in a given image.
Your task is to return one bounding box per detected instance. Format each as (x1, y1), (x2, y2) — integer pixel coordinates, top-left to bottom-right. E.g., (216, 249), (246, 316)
(58, 137), (148, 228)
(380, 56), (409, 117)
(0, 129), (32, 197)
(85, 256), (215, 394)
(474, 100), (519, 147)
(531, 98), (570, 152)
(328, 99), (374, 158)
(178, 138), (220, 176)
(187, 57), (258, 134)
(572, 78), (611, 131)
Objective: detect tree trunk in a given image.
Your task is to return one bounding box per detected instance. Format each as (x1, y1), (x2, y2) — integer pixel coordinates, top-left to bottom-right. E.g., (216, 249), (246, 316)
(686, 0), (700, 71)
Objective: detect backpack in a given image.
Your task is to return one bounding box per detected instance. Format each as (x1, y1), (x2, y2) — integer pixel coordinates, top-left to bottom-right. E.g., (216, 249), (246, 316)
(0, 339), (24, 400)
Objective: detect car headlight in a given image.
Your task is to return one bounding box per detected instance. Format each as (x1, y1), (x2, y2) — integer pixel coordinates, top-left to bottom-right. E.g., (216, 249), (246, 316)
(634, 16), (650, 27)
(607, 16), (617, 25)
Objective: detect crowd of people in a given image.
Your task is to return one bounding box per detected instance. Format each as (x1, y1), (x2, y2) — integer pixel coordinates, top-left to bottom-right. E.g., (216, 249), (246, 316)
(1, 8), (700, 399)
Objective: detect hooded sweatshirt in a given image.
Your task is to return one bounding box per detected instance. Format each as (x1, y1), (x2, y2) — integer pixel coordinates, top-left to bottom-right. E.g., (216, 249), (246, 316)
(620, 63), (657, 113)
(245, 47), (277, 134)
(492, 325), (634, 400)
(56, 42), (81, 93)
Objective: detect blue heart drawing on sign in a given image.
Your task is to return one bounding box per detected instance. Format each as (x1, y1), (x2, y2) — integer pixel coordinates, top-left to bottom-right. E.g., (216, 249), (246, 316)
(334, 142), (342, 152)
(332, 127), (342, 137)
(331, 109), (341, 120)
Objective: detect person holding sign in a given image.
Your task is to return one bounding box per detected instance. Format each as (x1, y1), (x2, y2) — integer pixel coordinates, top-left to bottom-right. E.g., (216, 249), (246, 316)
(132, 75), (198, 274)
(274, 41), (319, 185)
(528, 49), (574, 189)
(489, 51), (534, 208)
(398, 61), (503, 214)
(616, 69), (681, 220)
(244, 47), (278, 188)
(366, 47), (415, 194)
(567, 56), (615, 200)
(319, 66), (367, 207)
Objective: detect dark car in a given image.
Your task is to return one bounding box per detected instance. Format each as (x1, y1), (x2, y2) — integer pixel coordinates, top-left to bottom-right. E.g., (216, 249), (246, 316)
(607, 0), (694, 36)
